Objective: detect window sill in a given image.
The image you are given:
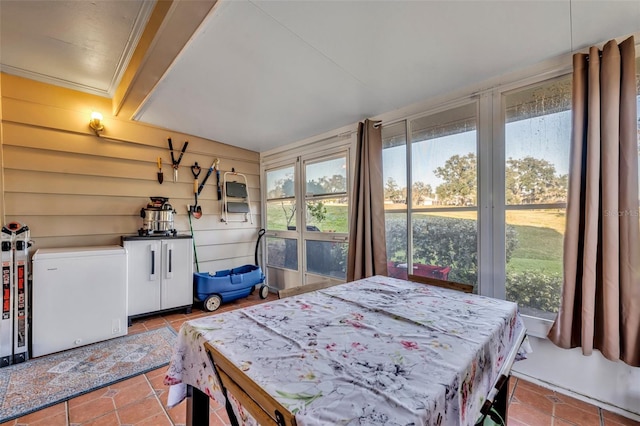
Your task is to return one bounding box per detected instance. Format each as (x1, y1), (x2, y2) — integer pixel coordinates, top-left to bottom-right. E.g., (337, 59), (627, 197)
(521, 314), (554, 339)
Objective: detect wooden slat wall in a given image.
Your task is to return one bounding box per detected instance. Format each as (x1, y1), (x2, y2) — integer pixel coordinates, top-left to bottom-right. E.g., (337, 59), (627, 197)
(0, 73), (262, 273)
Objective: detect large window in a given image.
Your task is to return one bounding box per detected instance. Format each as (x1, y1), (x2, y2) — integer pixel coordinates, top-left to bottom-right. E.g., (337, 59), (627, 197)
(382, 53), (640, 327)
(263, 147), (351, 287)
(384, 103), (478, 287)
(504, 76), (572, 320)
(303, 155), (349, 279)
(382, 79), (571, 323)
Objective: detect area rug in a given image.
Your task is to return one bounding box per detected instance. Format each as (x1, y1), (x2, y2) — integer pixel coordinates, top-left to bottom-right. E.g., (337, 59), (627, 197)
(0, 326), (176, 423)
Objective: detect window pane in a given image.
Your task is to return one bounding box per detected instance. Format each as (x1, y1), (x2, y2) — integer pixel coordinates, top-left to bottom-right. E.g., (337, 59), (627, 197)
(411, 103), (477, 208)
(505, 76), (571, 205)
(382, 122), (407, 206)
(383, 123), (408, 271)
(266, 237), (298, 270)
(266, 166), (296, 230)
(505, 209), (564, 319)
(504, 76), (571, 319)
(305, 199), (348, 233)
(305, 157), (347, 196)
(385, 212), (408, 279)
(266, 200), (296, 231)
(266, 166), (295, 199)
(305, 240), (347, 279)
(411, 212), (478, 287)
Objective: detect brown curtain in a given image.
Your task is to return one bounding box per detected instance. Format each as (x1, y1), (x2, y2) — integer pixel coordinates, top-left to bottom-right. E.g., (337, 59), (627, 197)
(347, 119), (388, 281)
(548, 36), (640, 367)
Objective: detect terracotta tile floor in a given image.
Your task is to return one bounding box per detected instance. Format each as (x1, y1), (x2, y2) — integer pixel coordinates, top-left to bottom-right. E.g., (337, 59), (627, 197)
(2, 291), (639, 426)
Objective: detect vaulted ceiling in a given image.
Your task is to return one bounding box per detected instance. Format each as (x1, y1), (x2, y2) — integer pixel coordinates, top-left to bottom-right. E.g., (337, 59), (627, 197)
(1, 0), (639, 152)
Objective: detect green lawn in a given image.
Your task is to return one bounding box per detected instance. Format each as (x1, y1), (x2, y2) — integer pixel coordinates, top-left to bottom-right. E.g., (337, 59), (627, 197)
(509, 223), (563, 260)
(412, 209), (565, 276)
(267, 203), (348, 233)
(268, 203), (565, 276)
(506, 211), (564, 275)
(507, 257), (562, 275)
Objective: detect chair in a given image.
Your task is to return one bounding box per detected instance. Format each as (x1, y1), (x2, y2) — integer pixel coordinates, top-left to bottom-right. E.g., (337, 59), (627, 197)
(407, 274), (473, 293)
(204, 342), (297, 426)
(277, 280), (341, 299)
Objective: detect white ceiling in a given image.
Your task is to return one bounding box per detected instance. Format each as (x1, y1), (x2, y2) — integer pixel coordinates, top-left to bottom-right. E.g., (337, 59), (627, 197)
(0, 0), (154, 96)
(1, 0), (639, 153)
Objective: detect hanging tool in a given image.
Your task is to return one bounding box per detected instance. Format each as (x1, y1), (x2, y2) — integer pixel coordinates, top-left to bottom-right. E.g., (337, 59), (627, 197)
(167, 138), (188, 182)
(191, 162), (202, 219)
(215, 161), (222, 200)
(157, 157), (163, 184)
(187, 206), (199, 273)
(197, 158), (219, 195)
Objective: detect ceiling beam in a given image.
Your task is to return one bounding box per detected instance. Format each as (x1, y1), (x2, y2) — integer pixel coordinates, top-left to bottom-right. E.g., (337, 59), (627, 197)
(113, 0), (218, 119)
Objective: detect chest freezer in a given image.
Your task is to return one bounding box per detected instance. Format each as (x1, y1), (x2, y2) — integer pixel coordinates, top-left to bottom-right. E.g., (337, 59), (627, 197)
(32, 246), (128, 357)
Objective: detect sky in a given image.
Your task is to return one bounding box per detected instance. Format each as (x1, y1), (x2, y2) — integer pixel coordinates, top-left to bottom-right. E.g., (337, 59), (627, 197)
(383, 110), (573, 190)
(266, 157), (346, 196)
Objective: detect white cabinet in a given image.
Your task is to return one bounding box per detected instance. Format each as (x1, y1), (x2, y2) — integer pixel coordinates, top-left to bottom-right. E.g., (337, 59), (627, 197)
(122, 236), (193, 320)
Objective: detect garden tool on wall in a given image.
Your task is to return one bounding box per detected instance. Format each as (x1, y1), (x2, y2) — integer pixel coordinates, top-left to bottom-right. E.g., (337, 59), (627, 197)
(215, 160), (222, 200)
(190, 162), (202, 219)
(197, 158), (219, 195)
(157, 157), (163, 184)
(186, 205), (200, 273)
(167, 137), (188, 182)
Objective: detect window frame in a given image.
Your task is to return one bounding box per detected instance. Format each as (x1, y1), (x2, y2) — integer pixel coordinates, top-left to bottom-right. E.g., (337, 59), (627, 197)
(491, 75), (574, 336)
(382, 71), (576, 337)
(264, 160), (302, 273)
(399, 100), (481, 287)
(261, 135), (355, 287)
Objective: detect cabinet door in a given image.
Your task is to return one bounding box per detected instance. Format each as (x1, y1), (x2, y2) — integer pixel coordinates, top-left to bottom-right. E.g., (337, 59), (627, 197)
(161, 238), (193, 310)
(125, 241), (162, 316)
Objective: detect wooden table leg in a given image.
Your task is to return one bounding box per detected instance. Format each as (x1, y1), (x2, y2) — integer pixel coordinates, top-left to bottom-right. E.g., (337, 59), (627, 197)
(494, 375), (510, 423)
(186, 385), (209, 426)
(479, 374), (510, 424)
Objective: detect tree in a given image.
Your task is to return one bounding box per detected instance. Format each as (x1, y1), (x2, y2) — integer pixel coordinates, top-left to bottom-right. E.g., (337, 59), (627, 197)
(307, 201), (327, 224)
(306, 179), (325, 195)
(384, 177), (404, 203)
(411, 181), (434, 206)
(506, 156), (566, 204)
(281, 202), (296, 228)
(267, 176), (294, 199)
(323, 174), (347, 193)
(434, 153), (477, 206)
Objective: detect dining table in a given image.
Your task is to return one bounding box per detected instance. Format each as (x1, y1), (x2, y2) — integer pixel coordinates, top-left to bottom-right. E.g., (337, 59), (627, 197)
(165, 275), (528, 425)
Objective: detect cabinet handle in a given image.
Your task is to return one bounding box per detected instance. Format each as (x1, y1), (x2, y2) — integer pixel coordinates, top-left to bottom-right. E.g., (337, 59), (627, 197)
(165, 243), (174, 279)
(151, 249), (155, 275)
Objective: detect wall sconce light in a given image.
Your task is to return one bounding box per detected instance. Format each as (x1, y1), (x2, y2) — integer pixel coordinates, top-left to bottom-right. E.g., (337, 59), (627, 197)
(89, 112), (104, 136)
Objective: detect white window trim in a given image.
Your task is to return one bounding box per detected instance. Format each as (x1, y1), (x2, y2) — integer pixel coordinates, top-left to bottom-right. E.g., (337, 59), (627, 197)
(261, 134), (356, 287)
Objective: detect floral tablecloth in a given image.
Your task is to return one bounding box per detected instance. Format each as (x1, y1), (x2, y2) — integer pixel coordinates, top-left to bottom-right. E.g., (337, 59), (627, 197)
(165, 275), (526, 425)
